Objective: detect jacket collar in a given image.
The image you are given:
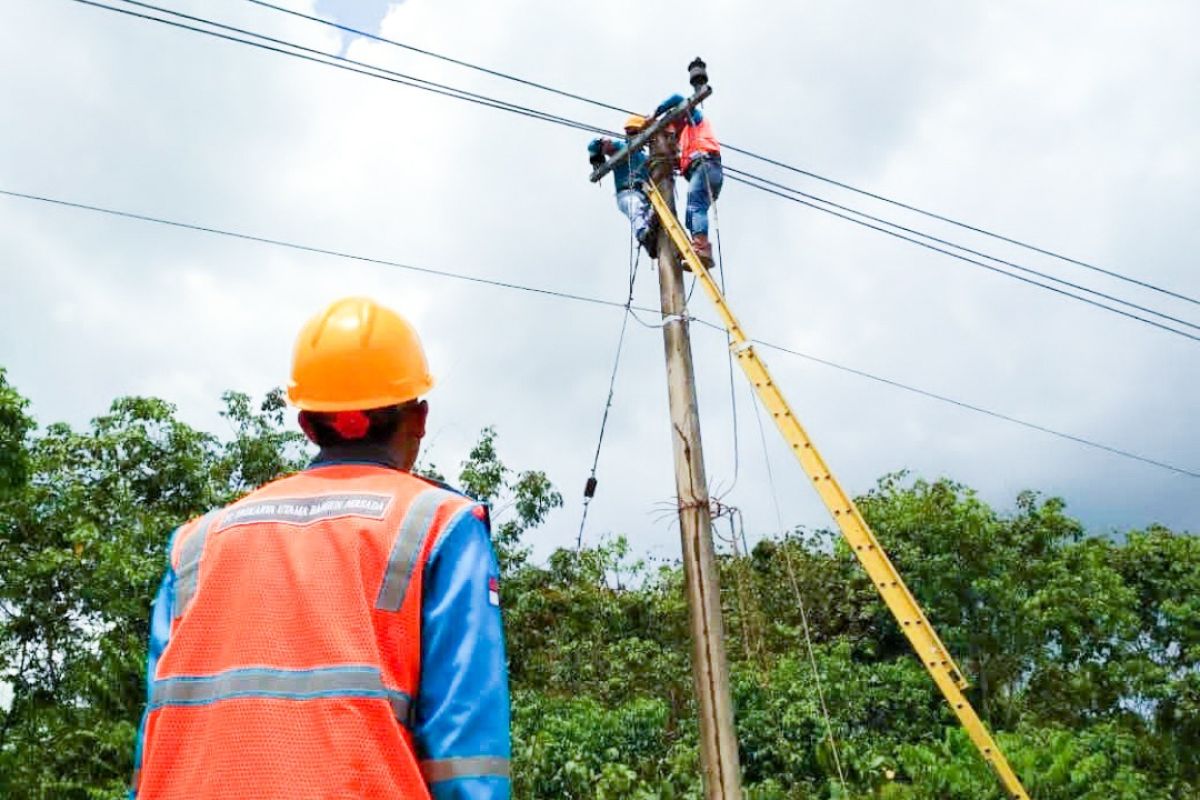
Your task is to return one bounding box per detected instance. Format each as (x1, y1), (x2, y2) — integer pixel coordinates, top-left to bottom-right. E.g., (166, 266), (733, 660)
(307, 447), (467, 501)
(308, 444), (407, 471)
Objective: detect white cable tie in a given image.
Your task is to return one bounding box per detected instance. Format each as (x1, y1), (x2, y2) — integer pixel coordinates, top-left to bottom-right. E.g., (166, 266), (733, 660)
(661, 314), (687, 326)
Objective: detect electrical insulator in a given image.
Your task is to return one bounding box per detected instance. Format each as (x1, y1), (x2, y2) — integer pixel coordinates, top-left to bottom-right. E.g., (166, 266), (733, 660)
(584, 476), (598, 499)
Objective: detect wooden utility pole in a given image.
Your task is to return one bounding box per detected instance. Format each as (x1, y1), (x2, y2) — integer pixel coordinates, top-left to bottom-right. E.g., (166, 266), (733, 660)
(649, 124), (743, 800)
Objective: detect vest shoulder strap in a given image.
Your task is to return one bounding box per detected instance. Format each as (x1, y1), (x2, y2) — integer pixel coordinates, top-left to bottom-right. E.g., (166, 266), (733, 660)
(171, 509), (222, 620)
(376, 486), (472, 612)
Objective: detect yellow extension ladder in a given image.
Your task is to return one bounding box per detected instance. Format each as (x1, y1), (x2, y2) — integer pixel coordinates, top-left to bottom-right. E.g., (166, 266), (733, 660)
(644, 179), (1031, 800)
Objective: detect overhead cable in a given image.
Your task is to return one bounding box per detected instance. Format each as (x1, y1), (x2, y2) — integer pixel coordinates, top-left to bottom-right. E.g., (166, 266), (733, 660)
(75, 0), (1197, 346)
(0, 188), (656, 316)
(242, 0), (1199, 308)
(78, 0), (1198, 343)
(71, 0), (614, 137)
(742, 335), (1200, 479)
(723, 167), (1200, 333)
(721, 145), (1200, 308)
(242, 0), (633, 116)
(724, 172), (1200, 345)
(4, 187), (1194, 480)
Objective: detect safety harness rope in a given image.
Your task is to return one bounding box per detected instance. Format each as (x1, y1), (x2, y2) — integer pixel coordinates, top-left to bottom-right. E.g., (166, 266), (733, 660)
(751, 392), (849, 791)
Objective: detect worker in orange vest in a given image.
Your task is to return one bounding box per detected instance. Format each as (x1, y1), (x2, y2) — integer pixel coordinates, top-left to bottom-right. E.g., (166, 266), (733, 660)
(654, 91), (723, 267)
(130, 297), (511, 799)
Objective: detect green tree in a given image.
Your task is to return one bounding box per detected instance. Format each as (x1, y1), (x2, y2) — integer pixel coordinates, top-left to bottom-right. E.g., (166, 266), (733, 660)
(0, 375), (1196, 799)
(0, 388), (312, 798)
(458, 426), (563, 575)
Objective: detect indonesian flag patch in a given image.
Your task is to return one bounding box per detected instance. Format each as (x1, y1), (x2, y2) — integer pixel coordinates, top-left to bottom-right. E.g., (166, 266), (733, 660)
(488, 577), (501, 607)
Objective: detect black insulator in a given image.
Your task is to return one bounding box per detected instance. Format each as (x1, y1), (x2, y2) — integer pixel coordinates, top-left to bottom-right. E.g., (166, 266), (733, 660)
(688, 56), (708, 88)
(584, 476), (598, 499)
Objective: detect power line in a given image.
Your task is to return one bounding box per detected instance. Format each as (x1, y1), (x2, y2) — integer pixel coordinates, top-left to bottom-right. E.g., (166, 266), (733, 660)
(724, 172), (1200, 345)
(242, 0), (1199, 308)
(723, 166), (1200, 334)
(3, 186), (1194, 480)
(722, 145), (1200, 308)
(242, 0), (634, 116)
(75, 0), (1197, 346)
(70, 0), (615, 137)
(743, 336), (1200, 479)
(0, 188), (657, 316)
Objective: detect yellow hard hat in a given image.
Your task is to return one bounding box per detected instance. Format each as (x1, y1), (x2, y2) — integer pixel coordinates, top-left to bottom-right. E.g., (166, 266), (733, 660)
(287, 297), (434, 412)
(624, 114), (648, 133)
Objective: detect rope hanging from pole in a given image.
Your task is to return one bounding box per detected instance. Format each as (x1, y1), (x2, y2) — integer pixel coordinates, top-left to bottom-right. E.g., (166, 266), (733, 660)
(705, 157), (740, 497)
(576, 227), (641, 549)
(750, 393), (849, 791)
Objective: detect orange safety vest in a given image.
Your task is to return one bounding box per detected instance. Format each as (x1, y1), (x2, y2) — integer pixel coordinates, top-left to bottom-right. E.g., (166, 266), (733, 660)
(678, 116), (720, 176)
(136, 463), (477, 799)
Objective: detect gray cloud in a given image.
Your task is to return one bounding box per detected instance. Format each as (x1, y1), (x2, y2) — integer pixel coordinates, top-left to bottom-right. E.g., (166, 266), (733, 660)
(1, 0), (1195, 566)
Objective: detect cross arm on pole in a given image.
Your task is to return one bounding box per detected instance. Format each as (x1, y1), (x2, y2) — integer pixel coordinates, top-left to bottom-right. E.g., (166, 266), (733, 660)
(588, 85), (713, 183)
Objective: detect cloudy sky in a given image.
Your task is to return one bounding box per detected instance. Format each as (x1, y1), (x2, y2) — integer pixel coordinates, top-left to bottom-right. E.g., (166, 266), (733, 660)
(1, 0), (1196, 564)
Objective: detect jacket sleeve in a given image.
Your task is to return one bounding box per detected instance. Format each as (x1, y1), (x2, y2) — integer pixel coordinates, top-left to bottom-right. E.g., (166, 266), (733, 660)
(656, 93), (702, 125)
(130, 552), (177, 799)
(413, 507), (511, 800)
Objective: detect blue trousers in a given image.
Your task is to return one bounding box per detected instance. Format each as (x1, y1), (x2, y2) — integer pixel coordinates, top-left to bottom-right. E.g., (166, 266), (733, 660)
(685, 158), (723, 237)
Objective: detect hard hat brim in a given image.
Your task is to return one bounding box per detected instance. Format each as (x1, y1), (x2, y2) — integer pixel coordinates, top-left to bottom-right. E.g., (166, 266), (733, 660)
(288, 376), (434, 412)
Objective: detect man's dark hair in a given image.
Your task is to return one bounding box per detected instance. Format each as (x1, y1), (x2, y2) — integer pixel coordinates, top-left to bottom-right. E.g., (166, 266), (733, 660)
(299, 404), (409, 448)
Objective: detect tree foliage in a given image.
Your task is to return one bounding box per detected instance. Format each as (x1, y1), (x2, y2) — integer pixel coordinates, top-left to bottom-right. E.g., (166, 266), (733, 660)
(0, 375), (1195, 798)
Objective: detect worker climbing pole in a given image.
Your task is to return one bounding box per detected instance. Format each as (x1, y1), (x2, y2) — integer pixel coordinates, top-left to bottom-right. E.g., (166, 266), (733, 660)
(591, 67), (742, 800)
(591, 59), (1033, 800)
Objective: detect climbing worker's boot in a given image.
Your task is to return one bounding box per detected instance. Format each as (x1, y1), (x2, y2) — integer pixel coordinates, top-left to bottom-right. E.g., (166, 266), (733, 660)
(691, 233), (714, 270)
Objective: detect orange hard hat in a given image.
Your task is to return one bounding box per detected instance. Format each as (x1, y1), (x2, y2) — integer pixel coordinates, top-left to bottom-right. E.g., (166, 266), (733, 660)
(287, 297), (434, 412)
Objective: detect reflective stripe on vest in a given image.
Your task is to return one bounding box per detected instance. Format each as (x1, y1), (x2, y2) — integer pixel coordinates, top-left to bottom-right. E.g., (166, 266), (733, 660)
(214, 492), (393, 531)
(376, 487), (457, 611)
(149, 665), (413, 724)
(420, 756), (511, 783)
(173, 510), (219, 619)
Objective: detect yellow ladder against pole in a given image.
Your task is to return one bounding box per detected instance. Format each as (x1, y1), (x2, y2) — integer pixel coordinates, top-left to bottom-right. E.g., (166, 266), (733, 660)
(643, 180), (1031, 800)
